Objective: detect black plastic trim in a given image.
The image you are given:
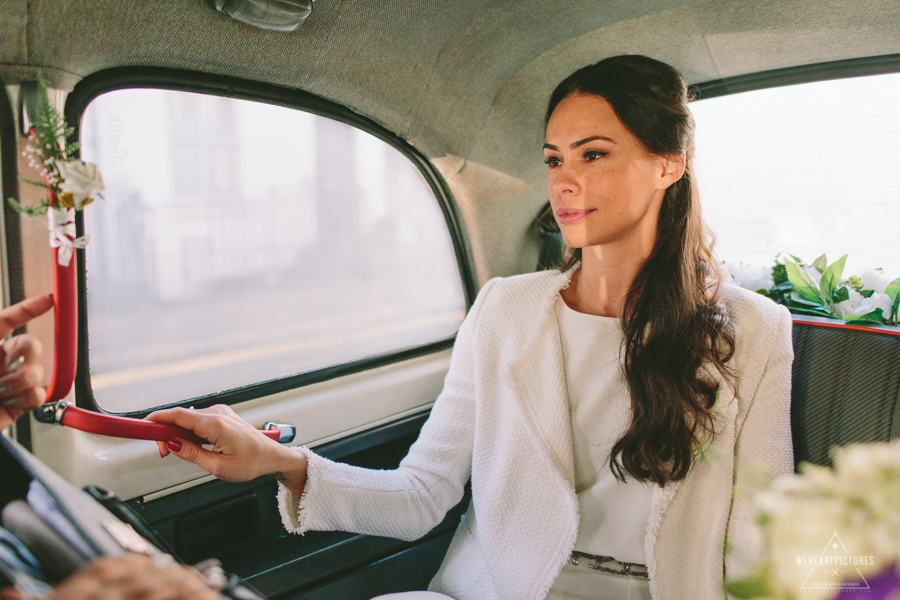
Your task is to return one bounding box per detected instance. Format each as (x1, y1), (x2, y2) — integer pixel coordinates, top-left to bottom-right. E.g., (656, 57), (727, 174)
(691, 53), (900, 100)
(63, 66), (476, 414)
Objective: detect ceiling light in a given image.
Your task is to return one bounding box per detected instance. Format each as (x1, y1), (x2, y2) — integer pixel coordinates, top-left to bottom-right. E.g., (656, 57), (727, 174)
(212, 0), (313, 32)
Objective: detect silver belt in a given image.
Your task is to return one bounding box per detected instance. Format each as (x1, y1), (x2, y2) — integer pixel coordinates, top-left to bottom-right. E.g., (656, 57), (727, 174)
(569, 551), (649, 579)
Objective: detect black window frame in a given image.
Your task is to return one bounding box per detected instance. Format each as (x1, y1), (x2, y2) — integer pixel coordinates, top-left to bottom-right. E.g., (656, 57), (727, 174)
(64, 67), (477, 417)
(690, 52), (900, 100)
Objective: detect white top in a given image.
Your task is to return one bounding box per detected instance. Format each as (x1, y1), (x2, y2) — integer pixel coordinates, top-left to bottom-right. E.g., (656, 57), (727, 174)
(547, 294), (653, 600)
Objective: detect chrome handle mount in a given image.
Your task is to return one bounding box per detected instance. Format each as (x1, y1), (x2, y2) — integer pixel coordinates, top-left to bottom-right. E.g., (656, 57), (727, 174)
(263, 422), (297, 444)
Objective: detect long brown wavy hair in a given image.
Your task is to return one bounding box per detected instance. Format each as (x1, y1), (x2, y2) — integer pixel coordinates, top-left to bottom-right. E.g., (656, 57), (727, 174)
(546, 55), (735, 486)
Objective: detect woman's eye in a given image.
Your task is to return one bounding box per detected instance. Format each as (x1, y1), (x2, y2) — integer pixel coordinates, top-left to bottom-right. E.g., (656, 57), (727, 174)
(543, 156), (561, 167)
(584, 150), (607, 161)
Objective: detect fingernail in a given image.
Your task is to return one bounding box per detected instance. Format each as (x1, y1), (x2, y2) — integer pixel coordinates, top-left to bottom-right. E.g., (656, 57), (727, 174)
(1, 396), (24, 409)
(159, 446), (165, 458)
(5, 354), (24, 372)
(166, 439), (183, 453)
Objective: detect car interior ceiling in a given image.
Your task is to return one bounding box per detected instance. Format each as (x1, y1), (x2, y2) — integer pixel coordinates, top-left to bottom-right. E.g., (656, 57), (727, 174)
(1, 2), (899, 599)
(1, 0), (900, 283)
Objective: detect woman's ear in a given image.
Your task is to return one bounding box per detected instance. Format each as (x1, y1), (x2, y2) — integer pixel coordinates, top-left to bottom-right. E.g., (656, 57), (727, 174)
(656, 153), (686, 190)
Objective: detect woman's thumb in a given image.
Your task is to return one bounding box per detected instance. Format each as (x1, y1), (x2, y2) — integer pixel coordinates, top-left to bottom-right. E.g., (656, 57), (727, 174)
(165, 437), (206, 468)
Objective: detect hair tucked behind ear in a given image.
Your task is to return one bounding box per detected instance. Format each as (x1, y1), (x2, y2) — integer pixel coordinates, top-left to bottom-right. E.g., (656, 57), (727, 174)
(547, 55), (735, 486)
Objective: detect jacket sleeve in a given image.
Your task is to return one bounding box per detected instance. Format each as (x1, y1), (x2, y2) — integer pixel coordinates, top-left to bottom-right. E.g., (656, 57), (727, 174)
(277, 278), (499, 541)
(725, 304), (795, 577)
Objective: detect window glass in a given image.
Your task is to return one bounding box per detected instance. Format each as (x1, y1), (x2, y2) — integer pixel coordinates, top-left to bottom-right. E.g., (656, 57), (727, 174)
(80, 89), (466, 413)
(692, 72), (900, 276)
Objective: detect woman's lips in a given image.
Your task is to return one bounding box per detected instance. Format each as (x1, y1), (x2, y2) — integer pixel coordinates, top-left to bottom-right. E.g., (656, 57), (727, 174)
(555, 208), (595, 225)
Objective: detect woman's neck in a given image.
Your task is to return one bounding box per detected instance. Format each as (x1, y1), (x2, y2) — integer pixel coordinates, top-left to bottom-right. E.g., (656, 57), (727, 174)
(560, 241), (654, 318)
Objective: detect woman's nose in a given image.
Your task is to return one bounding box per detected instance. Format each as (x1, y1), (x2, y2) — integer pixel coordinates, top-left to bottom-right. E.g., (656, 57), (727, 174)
(550, 161), (581, 196)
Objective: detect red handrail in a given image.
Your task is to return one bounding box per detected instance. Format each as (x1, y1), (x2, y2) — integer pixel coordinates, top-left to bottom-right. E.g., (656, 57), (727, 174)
(45, 242), (78, 402)
(59, 404), (280, 444)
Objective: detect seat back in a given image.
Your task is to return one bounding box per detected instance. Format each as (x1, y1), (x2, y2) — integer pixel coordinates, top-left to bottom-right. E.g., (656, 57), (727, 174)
(790, 318), (900, 470)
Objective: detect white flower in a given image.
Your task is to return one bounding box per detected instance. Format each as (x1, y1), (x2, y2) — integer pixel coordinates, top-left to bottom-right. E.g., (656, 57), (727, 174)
(853, 292), (893, 318)
(858, 269), (892, 294)
(834, 288), (863, 317)
(57, 160), (104, 209)
(723, 261), (773, 293)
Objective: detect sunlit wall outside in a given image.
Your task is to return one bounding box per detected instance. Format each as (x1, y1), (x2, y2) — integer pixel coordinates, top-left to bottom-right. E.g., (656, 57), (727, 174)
(692, 71), (900, 278)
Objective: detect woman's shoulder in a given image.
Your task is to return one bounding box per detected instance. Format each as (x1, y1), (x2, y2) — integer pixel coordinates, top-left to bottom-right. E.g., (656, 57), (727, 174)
(719, 282), (792, 361)
(476, 269), (570, 308)
(719, 283), (789, 329)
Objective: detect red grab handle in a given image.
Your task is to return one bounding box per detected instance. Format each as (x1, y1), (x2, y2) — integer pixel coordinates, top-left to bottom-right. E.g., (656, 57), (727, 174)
(58, 404), (281, 444)
(45, 244), (78, 402)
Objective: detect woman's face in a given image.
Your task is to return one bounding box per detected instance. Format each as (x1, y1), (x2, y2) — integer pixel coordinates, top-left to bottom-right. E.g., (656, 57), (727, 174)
(544, 93), (681, 252)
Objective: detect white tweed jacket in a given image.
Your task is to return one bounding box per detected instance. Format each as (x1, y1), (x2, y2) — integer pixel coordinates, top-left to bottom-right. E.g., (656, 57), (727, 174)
(278, 267), (794, 600)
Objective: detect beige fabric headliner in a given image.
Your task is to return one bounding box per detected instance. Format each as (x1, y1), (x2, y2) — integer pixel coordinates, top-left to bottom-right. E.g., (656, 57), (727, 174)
(2, 0), (899, 282)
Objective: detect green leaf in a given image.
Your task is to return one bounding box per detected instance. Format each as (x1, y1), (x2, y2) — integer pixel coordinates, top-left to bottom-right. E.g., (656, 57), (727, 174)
(17, 176), (49, 189)
(771, 263), (788, 286)
(787, 293), (824, 308)
(784, 261), (823, 304)
(885, 278), (900, 304)
(833, 285), (850, 304)
(860, 289), (875, 298)
(811, 254), (827, 271)
(789, 254), (804, 264)
(843, 309), (884, 324)
(6, 197), (50, 217)
(786, 294), (834, 318)
(819, 254), (846, 301)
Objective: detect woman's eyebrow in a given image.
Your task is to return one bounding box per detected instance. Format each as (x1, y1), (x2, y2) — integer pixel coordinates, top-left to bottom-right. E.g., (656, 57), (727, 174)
(543, 135), (617, 151)
(573, 135), (617, 148)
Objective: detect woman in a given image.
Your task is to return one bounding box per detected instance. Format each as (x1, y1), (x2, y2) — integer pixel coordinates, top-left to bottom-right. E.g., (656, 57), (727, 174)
(150, 55), (794, 600)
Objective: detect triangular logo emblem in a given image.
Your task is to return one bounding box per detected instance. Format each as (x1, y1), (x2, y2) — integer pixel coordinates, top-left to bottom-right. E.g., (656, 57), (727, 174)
(799, 532), (871, 591)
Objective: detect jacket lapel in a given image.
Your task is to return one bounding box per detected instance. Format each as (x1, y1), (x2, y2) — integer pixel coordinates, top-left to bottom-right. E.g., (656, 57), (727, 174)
(506, 267), (577, 483)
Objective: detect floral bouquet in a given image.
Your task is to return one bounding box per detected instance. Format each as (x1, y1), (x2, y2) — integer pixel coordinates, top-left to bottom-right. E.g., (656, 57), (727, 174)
(724, 255), (900, 327)
(6, 73), (105, 402)
(7, 73), (103, 267)
(725, 441), (900, 600)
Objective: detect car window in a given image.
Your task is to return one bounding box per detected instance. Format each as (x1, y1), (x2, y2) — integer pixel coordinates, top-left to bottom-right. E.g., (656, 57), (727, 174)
(80, 89), (466, 413)
(692, 71), (900, 276)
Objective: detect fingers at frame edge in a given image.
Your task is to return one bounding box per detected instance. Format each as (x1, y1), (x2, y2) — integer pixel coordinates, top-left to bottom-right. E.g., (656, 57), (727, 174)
(0, 295), (54, 339)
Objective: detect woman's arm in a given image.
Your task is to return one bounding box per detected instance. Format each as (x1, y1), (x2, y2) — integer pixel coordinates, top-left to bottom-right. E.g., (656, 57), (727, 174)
(278, 277), (499, 540)
(152, 278), (499, 542)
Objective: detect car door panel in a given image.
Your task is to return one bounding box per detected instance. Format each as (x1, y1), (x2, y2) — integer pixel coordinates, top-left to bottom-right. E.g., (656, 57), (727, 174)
(28, 349), (451, 499)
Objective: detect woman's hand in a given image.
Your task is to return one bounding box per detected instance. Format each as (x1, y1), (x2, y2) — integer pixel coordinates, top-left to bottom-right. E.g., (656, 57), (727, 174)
(147, 404), (308, 495)
(0, 295), (54, 430)
(46, 554), (219, 600)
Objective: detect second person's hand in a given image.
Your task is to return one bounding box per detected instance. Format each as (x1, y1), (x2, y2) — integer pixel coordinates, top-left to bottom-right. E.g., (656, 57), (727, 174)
(147, 404), (308, 496)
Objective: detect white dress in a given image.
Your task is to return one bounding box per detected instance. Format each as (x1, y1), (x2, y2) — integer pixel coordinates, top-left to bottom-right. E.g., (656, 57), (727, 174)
(545, 294), (653, 600)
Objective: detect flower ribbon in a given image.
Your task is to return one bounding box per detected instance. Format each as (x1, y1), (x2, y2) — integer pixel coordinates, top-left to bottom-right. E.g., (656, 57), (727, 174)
(47, 207), (90, 267)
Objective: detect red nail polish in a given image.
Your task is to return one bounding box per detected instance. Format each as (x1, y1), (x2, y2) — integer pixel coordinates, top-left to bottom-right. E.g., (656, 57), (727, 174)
(167, 438), (183, 453)
(159, 447), (165, 458)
